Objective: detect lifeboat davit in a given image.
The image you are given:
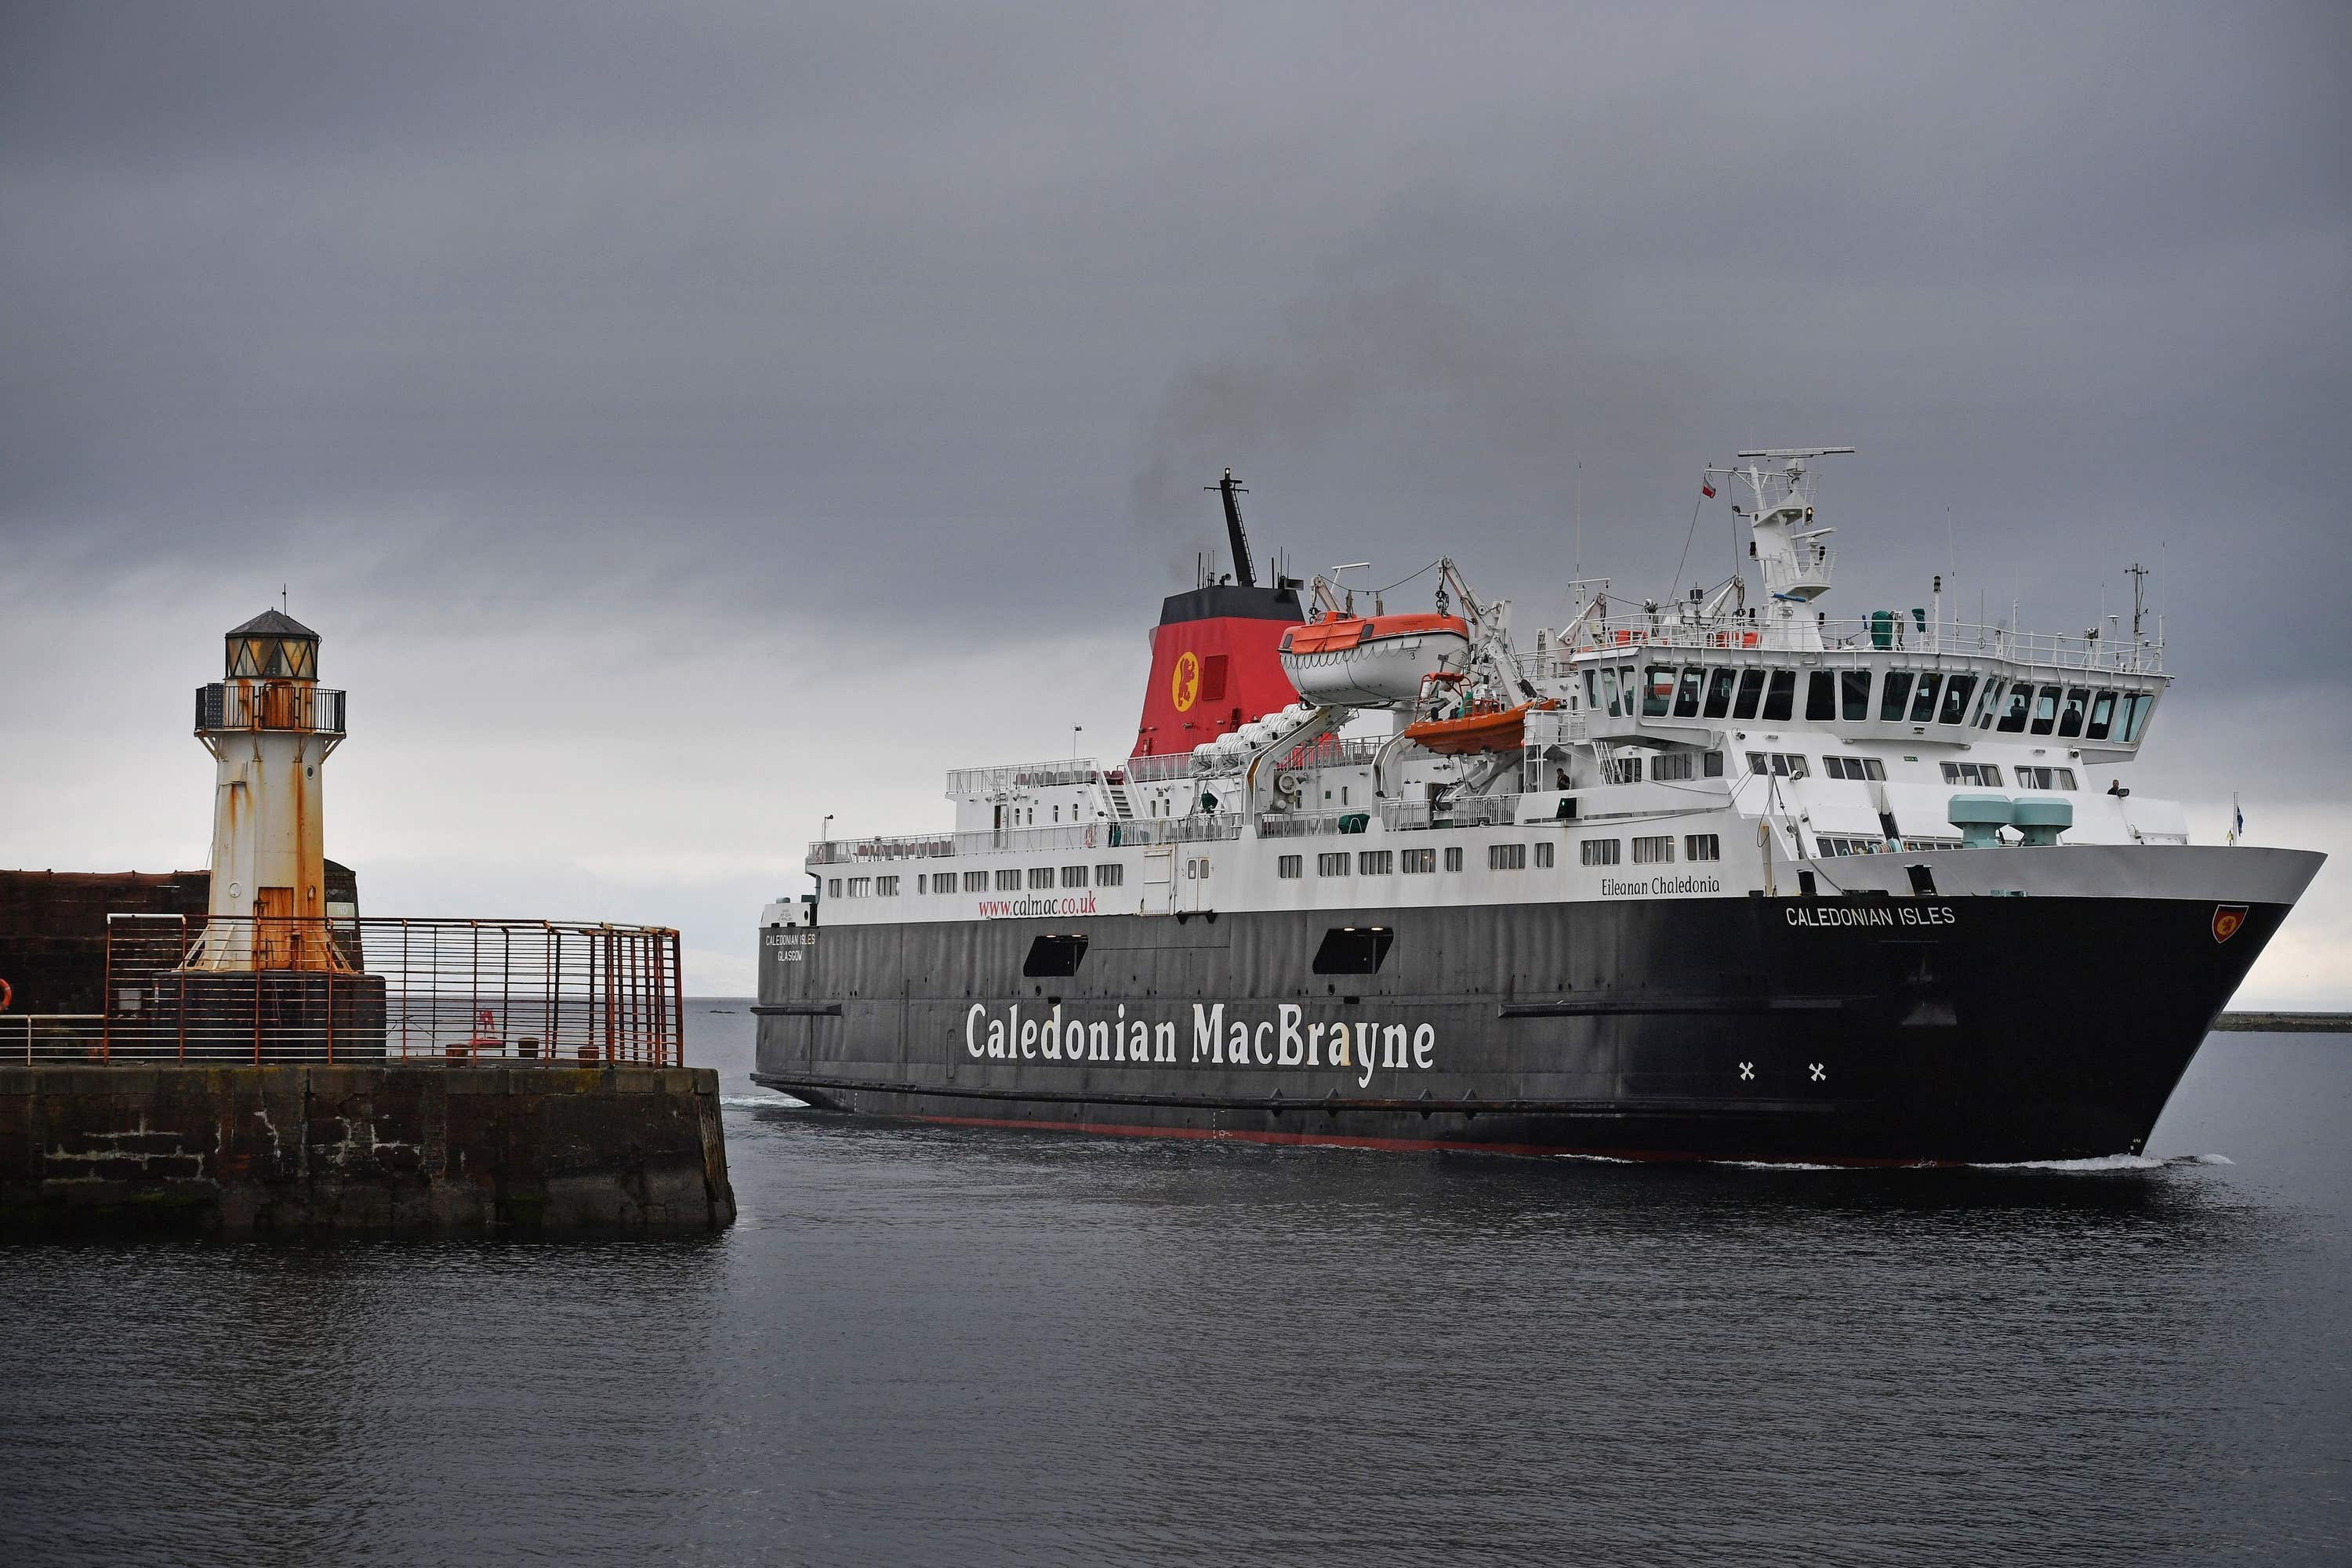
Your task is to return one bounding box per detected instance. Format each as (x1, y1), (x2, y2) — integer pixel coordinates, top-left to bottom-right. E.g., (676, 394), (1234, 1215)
(1277, 612), (1472, 708)
(1403, 698), (1560, 756)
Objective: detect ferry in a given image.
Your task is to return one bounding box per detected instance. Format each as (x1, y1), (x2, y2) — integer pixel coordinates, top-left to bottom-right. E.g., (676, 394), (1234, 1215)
(754, 452), (2321, 1163)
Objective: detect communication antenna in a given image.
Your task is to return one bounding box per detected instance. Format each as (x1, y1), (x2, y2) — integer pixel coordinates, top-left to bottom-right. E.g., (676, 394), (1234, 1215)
(1573, 459), (1583, 584)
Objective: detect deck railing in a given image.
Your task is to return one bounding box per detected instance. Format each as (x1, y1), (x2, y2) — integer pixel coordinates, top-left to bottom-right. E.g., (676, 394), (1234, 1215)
(808, 815), (1243, 866)
(53, 915), (685, 1066)
(945, 758), (1104, 795)
(1547, 616), (2162, 675)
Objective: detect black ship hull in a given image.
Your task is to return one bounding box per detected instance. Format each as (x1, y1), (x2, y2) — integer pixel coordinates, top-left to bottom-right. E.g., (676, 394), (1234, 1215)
(753, 876), (2303, 1164)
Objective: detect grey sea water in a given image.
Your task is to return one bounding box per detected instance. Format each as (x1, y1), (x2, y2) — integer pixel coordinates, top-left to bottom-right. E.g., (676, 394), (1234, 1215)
(2, 1009), (2347, 1566)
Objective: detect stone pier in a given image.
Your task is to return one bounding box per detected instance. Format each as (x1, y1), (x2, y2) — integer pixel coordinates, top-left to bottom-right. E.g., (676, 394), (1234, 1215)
(0, 1063), (735, 1235)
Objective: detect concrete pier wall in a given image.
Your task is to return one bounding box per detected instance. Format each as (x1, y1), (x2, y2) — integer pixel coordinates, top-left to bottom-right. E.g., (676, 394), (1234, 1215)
(0, 1063), (735, 1235)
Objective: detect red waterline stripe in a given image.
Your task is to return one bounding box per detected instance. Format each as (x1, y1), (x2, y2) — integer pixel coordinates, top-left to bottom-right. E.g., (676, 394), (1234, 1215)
(901, 1111), (1942, 1167)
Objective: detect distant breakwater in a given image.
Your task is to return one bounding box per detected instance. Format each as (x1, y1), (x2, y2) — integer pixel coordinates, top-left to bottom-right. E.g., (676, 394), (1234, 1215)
(2213, 1012), (2352, 1033)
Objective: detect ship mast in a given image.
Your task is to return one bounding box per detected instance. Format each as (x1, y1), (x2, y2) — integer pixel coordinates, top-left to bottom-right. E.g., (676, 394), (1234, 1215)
(1207, 468), (1257, 588)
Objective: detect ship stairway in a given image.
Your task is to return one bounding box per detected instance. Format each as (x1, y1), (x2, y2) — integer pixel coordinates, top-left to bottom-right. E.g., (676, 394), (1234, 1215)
(1105, 782), (1136, 819)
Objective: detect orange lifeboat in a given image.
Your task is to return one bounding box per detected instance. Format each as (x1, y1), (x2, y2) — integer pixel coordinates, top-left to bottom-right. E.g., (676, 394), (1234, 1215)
(1403, 698), (1560, 756)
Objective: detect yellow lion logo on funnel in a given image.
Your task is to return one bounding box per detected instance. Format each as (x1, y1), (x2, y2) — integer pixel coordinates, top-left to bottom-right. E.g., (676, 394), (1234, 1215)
(1171, 650), (1200, 713)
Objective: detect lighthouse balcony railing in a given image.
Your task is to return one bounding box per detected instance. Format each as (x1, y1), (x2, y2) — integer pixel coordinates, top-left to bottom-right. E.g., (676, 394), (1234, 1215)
(194, 681), (347, 735)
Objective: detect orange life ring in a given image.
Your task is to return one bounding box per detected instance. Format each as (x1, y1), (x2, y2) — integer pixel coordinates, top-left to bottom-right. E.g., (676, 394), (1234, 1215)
(0, 976), (12, 1011)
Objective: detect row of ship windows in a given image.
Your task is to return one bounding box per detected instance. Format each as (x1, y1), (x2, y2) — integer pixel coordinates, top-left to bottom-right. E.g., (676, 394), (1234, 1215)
(1602, 751), (1726, 783)
(1588, 662), (2154, 741)
(1816, 835), (1964, 856)
(1276, 835), (1723, 879)
(1747, 753), (2076, 789)
(830, 864), (1132, 898)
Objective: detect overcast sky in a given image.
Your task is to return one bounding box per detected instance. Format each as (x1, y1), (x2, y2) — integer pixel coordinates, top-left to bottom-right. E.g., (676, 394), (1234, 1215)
(4, 2), (2347, 999)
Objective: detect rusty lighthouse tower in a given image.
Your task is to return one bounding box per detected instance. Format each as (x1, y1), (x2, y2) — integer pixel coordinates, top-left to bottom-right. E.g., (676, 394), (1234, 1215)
(190, 608), (349, 972)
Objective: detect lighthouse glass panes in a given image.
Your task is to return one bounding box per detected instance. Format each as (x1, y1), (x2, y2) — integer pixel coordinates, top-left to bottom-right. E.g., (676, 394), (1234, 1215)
(228, 636), (316, 680)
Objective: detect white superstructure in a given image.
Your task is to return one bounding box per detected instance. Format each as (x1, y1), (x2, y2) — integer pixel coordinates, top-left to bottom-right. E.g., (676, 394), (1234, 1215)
(776, 450), (2186, 930)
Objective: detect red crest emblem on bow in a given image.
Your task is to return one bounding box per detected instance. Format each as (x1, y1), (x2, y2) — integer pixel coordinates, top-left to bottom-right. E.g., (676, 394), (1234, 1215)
(2212, 905), (2248, 944)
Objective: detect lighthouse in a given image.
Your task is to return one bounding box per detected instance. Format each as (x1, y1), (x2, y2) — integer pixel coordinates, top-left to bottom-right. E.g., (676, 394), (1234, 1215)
(191, 608), (349, 971)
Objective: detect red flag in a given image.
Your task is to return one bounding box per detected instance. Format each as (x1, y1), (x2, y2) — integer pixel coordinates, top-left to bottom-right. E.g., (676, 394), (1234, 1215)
(1700, 479), (1716, 498)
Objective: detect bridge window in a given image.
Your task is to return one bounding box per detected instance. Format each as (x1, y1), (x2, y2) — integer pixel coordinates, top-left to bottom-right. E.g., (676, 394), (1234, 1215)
(1806, 670), (1836, 721)
(1704, 750), (1725, 777)
(1402, 848), (1436, 874)
(1824, 756), (1886, 781)
(2016, 766), (2078, 790)
(1997, 684), (2034, 732)
(1581, 838), (1621, 866)
(1732, 668), (1766, 720)
(1606, 756), (1642, 785)
(1938, 674), (1977, 725)
(2057, 688), (2089, 739)
(1974, 678), (2006, 729)
(1686, 833), (1721, 862)
(2086, 690), (2118, 741)
(1908, 673), (1942, 724)
(1704, 668), (1737, 719)
(2030, 684), (2062, 735)
(1652, 753), (1693, 782)
(1278, 855), (1301, 880)
(2119, 691), (2152, 742)
(1940, 761), (2003, 786)
(1880, 671), (1913, 721)
(1841, 668), (1871, 721)
(1762, 669), (1795, 721)
(1632, 835), (1675, 865)
(1599, 666), (1622, 717)
(1643, 666), (1675, 717)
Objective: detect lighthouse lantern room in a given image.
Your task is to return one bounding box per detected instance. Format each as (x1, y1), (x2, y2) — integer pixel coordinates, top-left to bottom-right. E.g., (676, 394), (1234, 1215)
(191, 608), (350, 971)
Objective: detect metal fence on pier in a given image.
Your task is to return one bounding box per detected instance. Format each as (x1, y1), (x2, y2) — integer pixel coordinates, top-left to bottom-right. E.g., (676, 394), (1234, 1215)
(34, 915), (687, 1066)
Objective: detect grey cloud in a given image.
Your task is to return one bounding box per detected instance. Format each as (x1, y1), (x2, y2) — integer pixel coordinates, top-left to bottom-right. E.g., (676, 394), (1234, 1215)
(3, 6), (2348, 757)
